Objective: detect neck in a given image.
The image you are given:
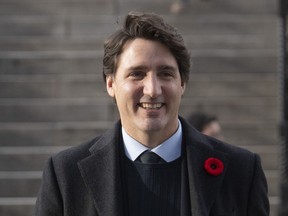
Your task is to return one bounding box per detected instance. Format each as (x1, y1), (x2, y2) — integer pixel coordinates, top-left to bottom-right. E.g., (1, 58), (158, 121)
(135, 131), (167, 149)
(124, 125), (179, 149)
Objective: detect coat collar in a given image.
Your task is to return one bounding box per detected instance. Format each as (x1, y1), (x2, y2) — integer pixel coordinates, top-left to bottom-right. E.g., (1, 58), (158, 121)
(78, 118), (230, 216)
(78, 121), (126, 216)
(180, 117), (230, 216)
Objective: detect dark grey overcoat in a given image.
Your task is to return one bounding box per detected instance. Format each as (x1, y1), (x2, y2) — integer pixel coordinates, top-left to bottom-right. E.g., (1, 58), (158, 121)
(35, 117), (269, 216)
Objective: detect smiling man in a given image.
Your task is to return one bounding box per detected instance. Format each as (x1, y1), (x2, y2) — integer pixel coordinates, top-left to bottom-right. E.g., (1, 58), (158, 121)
(106, 38), (185, 148)
(35, 11), (269, 216)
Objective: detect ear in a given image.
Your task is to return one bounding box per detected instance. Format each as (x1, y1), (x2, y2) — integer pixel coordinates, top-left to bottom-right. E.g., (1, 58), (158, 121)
(181, 81), (186, 95)
(106, 75), (115, 97)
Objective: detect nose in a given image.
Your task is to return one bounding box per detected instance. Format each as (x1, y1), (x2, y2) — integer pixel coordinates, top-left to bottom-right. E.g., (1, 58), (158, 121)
(143, 74), (162, 98)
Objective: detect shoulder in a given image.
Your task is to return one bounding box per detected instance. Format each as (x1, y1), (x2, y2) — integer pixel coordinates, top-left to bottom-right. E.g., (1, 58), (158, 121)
(55, 136), (99, 159)
(202, 131), (259, 166)
(196, 134), (265, 191)
(202, 135), (264, 181)
(50, 120), (121, 167)
(181, 116), (259, 167)
(181, 116), (254, 154)
(47, 136), (101, 172)
(210, 136), (255, 158)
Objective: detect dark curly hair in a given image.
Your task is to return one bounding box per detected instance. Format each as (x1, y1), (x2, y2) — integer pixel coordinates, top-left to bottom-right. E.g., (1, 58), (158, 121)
(103, 11), (191, 83)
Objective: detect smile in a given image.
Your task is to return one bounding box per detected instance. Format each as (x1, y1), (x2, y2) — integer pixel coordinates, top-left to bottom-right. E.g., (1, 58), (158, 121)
(138, 103), (163, 110)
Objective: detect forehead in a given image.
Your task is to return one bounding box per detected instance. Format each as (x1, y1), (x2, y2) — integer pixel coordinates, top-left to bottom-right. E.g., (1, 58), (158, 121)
(117, 38), (178, 68)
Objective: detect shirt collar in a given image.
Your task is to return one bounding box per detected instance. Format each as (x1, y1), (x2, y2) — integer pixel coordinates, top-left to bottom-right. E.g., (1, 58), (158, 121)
(122, 120), (182, 162)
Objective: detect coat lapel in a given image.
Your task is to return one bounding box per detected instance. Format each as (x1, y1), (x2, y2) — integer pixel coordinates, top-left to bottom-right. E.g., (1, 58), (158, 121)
(181, 118), (230, 216)
(78, 122), (125, 216)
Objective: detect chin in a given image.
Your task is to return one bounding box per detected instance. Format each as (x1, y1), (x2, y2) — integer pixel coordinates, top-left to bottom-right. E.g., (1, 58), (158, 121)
(140, 121), (165, 132)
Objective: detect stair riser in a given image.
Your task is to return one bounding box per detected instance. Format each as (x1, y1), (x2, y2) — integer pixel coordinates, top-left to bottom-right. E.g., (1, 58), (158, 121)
(0, 56), (276, 75)
(0, 127), (109, 147)
(0, 102), (277, 124)
(0, 80), (277, 98)
(0, 125), (277, 147)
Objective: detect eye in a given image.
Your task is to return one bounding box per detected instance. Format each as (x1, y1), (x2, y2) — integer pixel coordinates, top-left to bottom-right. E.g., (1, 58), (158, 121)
(129, 71), (146, 79)
(159, 70), (174, 79)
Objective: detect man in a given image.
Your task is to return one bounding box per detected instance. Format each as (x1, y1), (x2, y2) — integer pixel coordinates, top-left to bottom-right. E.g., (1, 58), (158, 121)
(35, 11), (269, 216)
(187, 112), (224, 140)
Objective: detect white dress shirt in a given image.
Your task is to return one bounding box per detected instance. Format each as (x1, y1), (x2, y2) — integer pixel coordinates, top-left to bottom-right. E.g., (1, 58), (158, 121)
(122, 120), (182, 162)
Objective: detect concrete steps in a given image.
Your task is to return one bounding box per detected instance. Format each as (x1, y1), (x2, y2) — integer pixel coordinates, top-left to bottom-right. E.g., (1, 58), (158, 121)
(0, 144), (280, 215)
(0, 198), (35, 216)
(0, 120), (278, 147)
(0, 32), (276, 51)
(0, 121), (114, 146)
(0, 14), (277, 35)
(0, 54), (276, 75)
(0, 0), (116, 16)
(0, 0), (280, 215)
(118, 0), (277, 15)
(0, 96), (277, 123)
(0, 72), (277, 97)
(0, 0), (277, 17)
(0, 145), (279, 171)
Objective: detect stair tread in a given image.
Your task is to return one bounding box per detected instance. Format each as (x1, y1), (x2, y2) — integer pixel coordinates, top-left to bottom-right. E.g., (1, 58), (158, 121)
(0, 0), (280, 214)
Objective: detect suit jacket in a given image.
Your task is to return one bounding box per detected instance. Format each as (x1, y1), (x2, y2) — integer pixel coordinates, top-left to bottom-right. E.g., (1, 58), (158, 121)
(35, 117), (269, 216)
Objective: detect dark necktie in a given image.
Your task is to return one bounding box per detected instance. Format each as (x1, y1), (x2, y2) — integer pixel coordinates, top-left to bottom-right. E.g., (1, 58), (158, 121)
(136, 150), (166, 164)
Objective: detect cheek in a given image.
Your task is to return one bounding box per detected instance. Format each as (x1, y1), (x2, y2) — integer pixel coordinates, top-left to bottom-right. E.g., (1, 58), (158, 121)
(165, 84), (184, 97)
(123, 81), (143, 95)
(121, 82), (136, 92)
(114, 82), (139, 101)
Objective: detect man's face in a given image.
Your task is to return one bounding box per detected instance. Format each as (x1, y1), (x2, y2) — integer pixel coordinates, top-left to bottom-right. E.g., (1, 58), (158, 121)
(106, 38), (185, 142)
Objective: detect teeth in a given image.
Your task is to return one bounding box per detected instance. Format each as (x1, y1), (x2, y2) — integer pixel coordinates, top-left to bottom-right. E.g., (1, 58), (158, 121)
(140, 103), (162, 109)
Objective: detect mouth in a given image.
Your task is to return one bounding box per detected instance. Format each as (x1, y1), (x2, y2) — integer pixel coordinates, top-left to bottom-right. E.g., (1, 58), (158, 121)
(138, 103), (164, 110)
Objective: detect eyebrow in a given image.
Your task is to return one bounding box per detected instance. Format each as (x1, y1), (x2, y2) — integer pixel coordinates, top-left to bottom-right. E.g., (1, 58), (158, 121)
(127, 65), (148, 71)
(128, 65), (177, 71)
(157, 65), (177, 71)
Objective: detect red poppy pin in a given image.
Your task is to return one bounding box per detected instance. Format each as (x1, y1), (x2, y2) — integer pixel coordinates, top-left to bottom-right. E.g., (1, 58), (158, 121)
(204, 157), (224, 176)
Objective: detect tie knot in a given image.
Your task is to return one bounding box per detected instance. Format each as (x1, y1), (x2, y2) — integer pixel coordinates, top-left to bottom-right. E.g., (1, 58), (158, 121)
(136, 151), (166, 164)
